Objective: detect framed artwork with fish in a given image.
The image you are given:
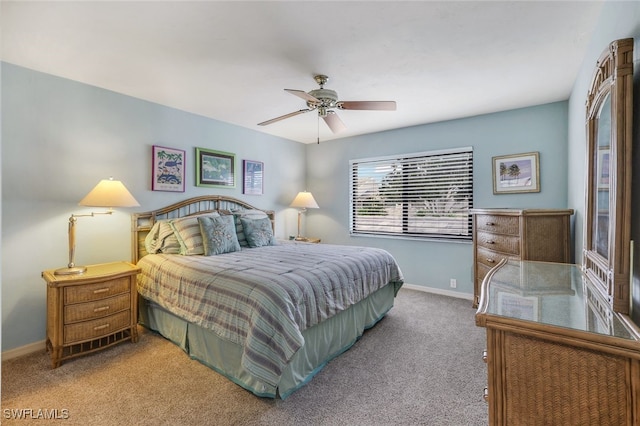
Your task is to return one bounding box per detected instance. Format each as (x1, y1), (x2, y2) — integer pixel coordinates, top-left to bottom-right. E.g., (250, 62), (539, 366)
(152, 145), (185, 192)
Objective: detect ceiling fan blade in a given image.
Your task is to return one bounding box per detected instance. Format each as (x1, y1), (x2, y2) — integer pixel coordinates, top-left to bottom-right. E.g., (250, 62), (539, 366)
(257, 109), (313, 126)
(285, 89), (320, 104)
(322, 111), (347, 133)
(338, 101), (397, 111)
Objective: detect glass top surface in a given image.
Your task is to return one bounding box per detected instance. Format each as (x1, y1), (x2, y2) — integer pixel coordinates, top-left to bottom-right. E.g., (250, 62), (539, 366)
(483, 260), (635, 340)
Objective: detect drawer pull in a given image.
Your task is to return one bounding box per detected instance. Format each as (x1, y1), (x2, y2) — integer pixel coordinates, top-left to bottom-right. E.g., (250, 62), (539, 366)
(486, 258), (496, 264)
(486, 240), (495, 244)
(483, 387), (489, 402)
(482, 350), (488, 363)
(93, 288), (110, 294)
(486, 222), (495, 226)
(93, 306), (110, 313)
(93, 323), (110, 331)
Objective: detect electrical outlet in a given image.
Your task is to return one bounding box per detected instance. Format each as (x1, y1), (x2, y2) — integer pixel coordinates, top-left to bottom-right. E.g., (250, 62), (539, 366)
(450, 278), (457, 288)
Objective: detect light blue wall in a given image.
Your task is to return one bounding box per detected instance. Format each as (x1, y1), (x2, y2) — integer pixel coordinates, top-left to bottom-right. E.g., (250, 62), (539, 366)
(566, 1), (640, 323)
(304, 102), (569, 295)
(3, 1), (640, 352)
(1, 63), (306, 351)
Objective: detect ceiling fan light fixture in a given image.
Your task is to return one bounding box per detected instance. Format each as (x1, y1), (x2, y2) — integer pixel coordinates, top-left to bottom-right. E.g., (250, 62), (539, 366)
(258, 74), (396, 134)
(307, 88), (338, 107)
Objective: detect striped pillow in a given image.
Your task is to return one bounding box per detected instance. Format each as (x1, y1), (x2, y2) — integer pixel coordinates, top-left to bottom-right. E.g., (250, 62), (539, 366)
(231, 209), (268, 248)
(145, 220), (181, 254)
(170, 213), (220, 255)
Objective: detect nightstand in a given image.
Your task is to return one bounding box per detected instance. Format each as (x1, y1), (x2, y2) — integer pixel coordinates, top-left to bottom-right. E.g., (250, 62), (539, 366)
(295, 237), (321, 243)
(42, 261), (141, 368)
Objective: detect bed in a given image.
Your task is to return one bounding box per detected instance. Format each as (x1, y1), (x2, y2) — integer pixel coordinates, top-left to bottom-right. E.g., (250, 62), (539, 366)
(131, 195), (404, 398)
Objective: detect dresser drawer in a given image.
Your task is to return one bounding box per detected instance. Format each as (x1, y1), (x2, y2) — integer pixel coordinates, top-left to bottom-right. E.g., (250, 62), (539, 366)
(64, 277), (130, 304)
(64, 310), (131, 344)
(476, 231), (520, 255)
(64, 293), (130, 324)
(476, 215), (519, 235)
(477, 246), (516, 269)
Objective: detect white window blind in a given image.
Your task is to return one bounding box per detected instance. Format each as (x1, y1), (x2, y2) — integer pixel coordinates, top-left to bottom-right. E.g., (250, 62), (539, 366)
(349, 147), (473, 241)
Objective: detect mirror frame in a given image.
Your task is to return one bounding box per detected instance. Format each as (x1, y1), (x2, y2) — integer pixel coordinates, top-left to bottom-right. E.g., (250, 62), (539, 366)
(583, 38), (634, 314)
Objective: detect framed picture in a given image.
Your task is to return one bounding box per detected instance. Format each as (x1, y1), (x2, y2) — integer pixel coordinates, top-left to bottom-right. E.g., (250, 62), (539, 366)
(152, 145), (185, 192)
(243, 160), (264, 195)
(492, 151), (540, 194)
(195, 147), (235, 188)
(497, 292), (538, 321)
(596, 148), (610, 189)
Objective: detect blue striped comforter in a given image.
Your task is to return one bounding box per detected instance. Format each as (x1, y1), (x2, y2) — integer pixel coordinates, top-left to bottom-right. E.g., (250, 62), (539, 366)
(136, 242), (404, 387)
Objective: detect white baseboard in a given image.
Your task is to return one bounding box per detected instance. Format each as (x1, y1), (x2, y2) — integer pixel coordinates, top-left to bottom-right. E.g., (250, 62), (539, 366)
(2, 340), (46, 361)
(401, 283), (474, 301)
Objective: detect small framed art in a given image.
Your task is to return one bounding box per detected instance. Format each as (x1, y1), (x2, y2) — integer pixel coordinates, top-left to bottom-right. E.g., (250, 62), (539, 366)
(195, 147), (236, 188)
(243, 160), (264, 195)
(152, 145), (185, 192)
(492, 151), (540, 194)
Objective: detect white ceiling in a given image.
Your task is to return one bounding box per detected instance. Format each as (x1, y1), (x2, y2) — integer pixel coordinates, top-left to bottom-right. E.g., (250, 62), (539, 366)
(1, 1), (604, 144)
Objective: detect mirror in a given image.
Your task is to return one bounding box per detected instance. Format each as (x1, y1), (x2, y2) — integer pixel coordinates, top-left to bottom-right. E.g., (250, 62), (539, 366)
(593, 93), (610, 259)
(583, 38), (633, 314)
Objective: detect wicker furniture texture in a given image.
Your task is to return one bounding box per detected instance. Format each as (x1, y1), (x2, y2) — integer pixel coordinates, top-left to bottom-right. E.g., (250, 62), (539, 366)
(583, 38), (634, 315)
(471, 208), (574, 307)
(476, 259), (640, 425)
(43, 261), (141, 368)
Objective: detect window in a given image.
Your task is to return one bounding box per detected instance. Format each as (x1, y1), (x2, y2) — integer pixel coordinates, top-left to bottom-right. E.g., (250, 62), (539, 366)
(349, 147), (473, 241)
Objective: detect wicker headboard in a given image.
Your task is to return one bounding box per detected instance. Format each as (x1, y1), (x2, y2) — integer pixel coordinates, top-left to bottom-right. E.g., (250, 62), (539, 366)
(131, 195), (275, 263)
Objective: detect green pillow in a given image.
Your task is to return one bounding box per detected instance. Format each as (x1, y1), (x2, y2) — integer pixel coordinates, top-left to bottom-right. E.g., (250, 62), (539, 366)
(198, 215), (241, 255)
(239, 217), (276, 248)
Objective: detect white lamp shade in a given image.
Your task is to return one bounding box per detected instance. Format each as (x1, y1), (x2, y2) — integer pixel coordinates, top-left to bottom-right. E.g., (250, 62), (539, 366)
(290, 191), (319, 209)
(78, 178), (140, 208)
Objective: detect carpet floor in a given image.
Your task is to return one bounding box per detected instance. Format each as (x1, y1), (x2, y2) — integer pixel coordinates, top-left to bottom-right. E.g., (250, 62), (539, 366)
(2, 288), (488, 425)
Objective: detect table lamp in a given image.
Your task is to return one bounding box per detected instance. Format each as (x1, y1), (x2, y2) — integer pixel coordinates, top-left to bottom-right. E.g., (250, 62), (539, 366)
(55, 177), (140, 275)
(290, 191), (319, 239)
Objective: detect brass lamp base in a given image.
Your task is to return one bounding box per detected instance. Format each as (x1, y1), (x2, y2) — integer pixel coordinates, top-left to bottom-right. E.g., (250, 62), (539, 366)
(54, 265), (87, 276)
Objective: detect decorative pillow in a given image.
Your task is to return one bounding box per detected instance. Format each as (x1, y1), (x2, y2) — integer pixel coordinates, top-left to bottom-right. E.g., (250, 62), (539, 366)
(231, 209), (268, 247)
(198, 215), (241, 256)
(170, 213), (220, 255)
(239, 216), (277, 248)
(144, 220), (181, 254)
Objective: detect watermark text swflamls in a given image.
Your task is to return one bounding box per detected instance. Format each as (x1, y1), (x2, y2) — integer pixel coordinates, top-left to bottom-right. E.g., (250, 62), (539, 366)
(3, 408), (70, 420)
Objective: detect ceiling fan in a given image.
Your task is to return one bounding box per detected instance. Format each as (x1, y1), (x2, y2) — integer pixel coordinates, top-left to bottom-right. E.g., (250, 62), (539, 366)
(257, 75), (396, 134)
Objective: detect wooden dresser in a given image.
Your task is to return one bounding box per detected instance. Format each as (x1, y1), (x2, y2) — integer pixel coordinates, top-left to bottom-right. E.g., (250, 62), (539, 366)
(471, 208), (573, 307)
(43, 261), (141, 368)
(476, 259), (640, 425)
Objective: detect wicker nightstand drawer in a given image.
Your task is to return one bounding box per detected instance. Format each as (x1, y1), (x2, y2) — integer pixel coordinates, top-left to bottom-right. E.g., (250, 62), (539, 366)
(64, 277), (130, 304)
(64, 292), (130, 323)
(43, 261), (141, 368)
(64, 310), (131, 344)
